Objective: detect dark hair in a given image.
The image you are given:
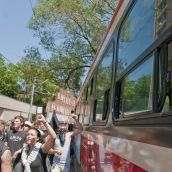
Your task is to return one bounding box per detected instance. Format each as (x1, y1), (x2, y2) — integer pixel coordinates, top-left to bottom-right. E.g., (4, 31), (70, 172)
(68, 124), (74, 131)
(29, 128), (41, 138)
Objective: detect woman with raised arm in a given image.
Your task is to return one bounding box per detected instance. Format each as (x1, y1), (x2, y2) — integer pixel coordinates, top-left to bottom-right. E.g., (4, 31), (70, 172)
(20, 115), (56, 172)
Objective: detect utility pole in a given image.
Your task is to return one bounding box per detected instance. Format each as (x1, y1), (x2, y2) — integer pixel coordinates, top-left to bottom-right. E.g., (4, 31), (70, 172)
(28, 78), (36, 121)
(28, 78), (49, 121)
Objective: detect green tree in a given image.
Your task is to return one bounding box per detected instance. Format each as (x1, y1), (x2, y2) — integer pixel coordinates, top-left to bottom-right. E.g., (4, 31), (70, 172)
(28, 0), (118, 91)
(17, 46), (59, 106)
(0, 54), (21, 98)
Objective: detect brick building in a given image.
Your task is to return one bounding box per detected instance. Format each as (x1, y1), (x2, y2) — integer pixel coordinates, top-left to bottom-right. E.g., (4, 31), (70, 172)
(46, 89), (76, 120)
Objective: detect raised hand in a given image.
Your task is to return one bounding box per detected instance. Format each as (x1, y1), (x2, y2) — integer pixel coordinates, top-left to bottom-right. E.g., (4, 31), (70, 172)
(36, 114), (46, 123)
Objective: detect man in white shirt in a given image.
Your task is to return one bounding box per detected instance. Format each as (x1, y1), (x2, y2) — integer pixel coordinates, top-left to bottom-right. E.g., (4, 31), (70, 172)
(51, 114), (82, 172)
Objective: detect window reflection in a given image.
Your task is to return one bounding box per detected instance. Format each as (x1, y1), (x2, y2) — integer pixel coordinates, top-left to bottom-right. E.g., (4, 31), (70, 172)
(163, 42), (172, 111)
(96, 44), (113, 98)
(122, 57), (153, 115)
(95, 43), (113, 121)
(117, 0), (156, 76)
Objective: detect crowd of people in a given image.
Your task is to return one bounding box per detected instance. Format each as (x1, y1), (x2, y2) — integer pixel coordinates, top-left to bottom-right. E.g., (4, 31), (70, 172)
(0, 110), (82, 172)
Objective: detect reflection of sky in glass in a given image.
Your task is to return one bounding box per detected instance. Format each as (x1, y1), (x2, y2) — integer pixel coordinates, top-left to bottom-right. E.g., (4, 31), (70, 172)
(101, 45), (113, 68)
(128, 57), (153, 81)
(96, 43), (113, 105)
(117, 0), (156, 76)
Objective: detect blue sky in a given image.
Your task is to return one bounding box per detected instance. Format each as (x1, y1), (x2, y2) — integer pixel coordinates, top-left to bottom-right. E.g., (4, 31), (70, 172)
(0, 0), (47, 64)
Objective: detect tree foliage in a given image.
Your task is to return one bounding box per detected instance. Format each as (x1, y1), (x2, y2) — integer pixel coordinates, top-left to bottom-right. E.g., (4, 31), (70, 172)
(0, 0), (119, 105)
(17, 46), (59, 106)
(28, 0), (118, 91)
(0, 54), (21, 98)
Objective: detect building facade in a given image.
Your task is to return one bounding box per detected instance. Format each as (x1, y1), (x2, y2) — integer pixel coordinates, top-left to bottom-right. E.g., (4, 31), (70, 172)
(0, 95), (37, 121)
(46, 89), (76, 119)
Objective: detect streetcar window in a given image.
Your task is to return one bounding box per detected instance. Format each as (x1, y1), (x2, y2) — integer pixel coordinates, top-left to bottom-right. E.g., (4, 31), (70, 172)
(79, 114), (83, 124)
(102, 89), (110, 120)
(117, 0), (156, 77)
(83, 102), (90, 125)
(90, 78), (94, 96)
(84, 78), (95, 125)
(87, 77), (94, 97)
(93, 42), (113, 122)
(163, 42), (172, 111)
(121, 56), (153, 116)
(79, 95), (85, 123)
(84, 87), (88, 101)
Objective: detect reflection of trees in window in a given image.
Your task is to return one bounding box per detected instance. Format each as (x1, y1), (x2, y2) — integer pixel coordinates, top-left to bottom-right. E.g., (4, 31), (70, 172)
(117, 58), (127, 78)
(96, 65), (112, 97)
(122, 75), (152, 113)
(96, 96), (104, 121)
(96, 44), (113, 98)
(122, 55), (153, 114)
(94, 43), (113, 121)
(120, 19), (131, 44)
(117, 0), (156, 76)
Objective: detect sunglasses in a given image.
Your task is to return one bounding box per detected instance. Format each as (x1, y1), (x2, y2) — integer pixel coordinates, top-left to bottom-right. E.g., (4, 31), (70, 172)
(24, 124), (31, 128)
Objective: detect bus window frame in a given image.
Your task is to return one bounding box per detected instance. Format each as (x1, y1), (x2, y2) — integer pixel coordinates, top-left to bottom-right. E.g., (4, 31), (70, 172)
(113, 26), (172, 125)
(115, 53), (155, 118)
(112, 0), (172, 123)
(154, 46), (168, 112)
(92, 39), (115, 125)
(116, 0), (156, 76)
(82, 74), (96, 126)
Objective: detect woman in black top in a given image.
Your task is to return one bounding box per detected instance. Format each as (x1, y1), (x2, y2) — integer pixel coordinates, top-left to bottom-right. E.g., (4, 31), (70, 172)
(21, 115), (56, 172)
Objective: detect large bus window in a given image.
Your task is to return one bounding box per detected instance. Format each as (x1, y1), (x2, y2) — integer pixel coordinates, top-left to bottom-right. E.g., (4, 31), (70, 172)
(87, 77), (94, 97)
(94, 43), (113, 122)
(83, 103), (91, 125)
(90, 78), (94, 96)
(83, 78), (95, 125)
(84, 87), (88, 101)
(163, 42), (172, 111)
(117, 0), (156, 76)
(121, 57), (153, 116)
